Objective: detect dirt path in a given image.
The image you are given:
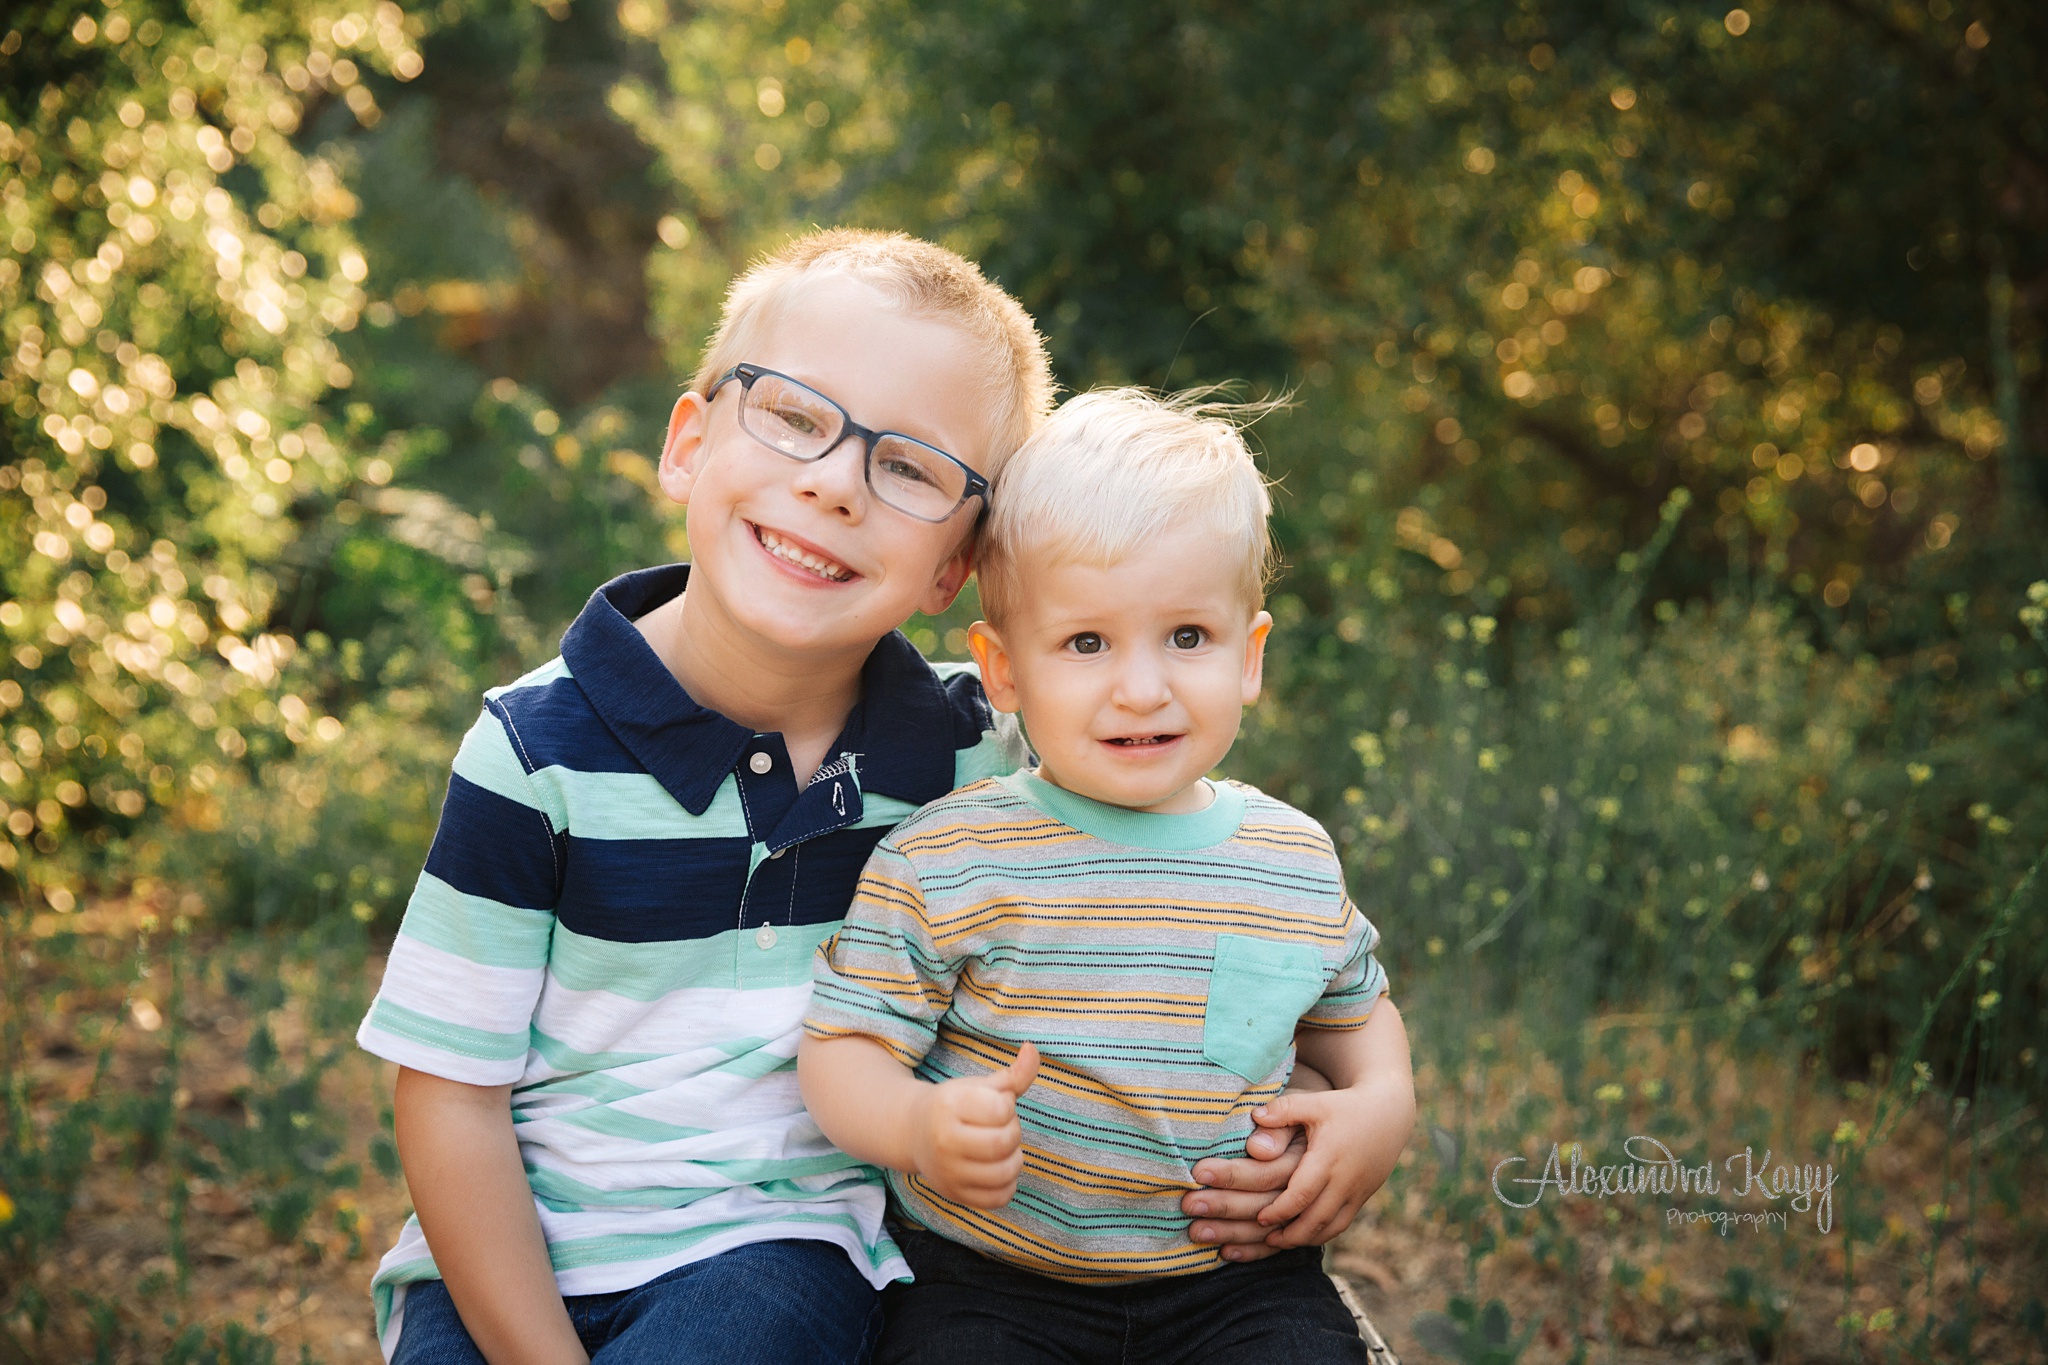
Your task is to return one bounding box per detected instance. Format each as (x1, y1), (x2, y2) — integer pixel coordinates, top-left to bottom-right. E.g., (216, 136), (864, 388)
(6, 919), (2040, 1362)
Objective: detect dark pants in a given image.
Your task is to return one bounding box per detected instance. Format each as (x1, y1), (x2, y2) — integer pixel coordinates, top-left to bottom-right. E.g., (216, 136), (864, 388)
(877, 1229), (1371, 1364)
(392, 1239), (882, 1365)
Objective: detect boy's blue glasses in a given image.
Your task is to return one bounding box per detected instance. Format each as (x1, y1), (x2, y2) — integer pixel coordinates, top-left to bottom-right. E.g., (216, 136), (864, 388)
(706, 363), (990, 523)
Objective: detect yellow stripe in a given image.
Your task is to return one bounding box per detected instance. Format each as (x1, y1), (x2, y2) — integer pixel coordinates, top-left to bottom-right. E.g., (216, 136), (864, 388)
(942, 1032), (1281, 1118)
(904, 1185), (1220, 1281)
(801, 1021), (923, 1068)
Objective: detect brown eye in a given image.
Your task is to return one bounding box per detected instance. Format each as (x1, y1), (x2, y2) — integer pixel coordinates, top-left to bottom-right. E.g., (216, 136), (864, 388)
(1070, 633), (1104, 655)
(1170, 626), (1204, 649)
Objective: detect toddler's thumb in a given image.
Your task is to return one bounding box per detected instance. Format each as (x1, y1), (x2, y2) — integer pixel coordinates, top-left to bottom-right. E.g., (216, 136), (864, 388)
(998, 1041), (1040, 1097)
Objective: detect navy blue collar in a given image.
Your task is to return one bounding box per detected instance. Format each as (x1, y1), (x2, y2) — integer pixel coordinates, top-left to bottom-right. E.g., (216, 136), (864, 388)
(558, 565), (961, 817)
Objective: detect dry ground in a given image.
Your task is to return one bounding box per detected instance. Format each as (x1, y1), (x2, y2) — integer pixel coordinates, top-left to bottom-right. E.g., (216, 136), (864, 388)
(5, 913), (2041, 1363)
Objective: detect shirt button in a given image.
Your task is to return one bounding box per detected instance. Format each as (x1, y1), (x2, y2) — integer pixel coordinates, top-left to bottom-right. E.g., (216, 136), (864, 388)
(748, 752), (773, 775)
(755, 925), (778, 950)
(767, 846), (785, 860)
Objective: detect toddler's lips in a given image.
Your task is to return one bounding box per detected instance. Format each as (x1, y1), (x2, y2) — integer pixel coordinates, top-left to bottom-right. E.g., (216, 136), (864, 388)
(1102, 734), (1183, 748)
(750, 523), (856, 583)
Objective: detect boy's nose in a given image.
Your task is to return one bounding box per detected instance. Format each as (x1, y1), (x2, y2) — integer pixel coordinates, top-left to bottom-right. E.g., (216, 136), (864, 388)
(1109, 653), (1173, 713)
(788, 434), (869, 517)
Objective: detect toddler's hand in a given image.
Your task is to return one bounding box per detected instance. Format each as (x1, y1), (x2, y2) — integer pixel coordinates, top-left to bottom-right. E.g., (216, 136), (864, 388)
(910, 1042), (1039, 1209)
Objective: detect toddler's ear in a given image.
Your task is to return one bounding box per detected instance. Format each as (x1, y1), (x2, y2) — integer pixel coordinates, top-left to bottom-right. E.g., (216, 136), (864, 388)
(1240, 611), (1274, 706)
(657, 391), (711, 506)
(967, 622), (1020, 713)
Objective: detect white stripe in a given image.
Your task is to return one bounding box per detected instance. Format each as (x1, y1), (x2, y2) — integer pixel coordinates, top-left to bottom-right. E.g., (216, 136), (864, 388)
(376, 934), (546, 1039)
(530, 976), (813, 1060)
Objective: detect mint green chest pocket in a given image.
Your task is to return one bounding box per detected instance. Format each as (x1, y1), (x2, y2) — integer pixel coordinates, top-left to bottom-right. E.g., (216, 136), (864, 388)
(1202, 934), (1327, 1082)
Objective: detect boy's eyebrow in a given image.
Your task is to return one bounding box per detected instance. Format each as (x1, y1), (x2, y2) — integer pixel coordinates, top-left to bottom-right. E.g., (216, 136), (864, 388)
(769, 364), (965, 452)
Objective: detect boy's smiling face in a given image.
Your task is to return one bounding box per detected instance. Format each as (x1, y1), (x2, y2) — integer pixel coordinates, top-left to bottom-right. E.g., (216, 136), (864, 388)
(969, 525), (1273, 814)
(658, 274), (997, 660)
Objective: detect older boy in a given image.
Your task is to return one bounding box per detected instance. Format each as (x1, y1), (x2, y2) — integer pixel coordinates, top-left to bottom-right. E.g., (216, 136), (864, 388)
(356, 236), (1352, 1365)
(800, 389), (1415, 1362)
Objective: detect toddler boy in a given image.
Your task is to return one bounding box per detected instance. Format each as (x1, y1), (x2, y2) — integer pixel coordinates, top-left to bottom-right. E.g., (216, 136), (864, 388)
(800, 389), (1415, 1362)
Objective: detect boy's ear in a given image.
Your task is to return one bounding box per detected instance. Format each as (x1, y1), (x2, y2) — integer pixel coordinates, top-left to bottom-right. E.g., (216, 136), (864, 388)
(966, 621), (1020, 713)
(1240, 610), (1274, 707)
(917, 538), (976, 617)
(656, 391), (711, 507)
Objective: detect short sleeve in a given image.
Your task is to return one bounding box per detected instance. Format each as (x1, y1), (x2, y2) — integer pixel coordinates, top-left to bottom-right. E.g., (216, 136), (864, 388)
(1300, 893), (1388, 1032)
(356, 704), (564, 1084)
(932, 660), (1034, 787)
(804, 841), (960, 1067)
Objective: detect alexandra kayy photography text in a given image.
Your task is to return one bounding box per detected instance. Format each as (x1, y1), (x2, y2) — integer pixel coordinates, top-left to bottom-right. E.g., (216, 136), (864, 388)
(1491, 1137), (1839, 1235)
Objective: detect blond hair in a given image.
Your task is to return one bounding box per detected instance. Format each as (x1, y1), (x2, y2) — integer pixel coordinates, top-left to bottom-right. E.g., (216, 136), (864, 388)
(979, 388), (1277, 624)
(690, 228), (1054, 465)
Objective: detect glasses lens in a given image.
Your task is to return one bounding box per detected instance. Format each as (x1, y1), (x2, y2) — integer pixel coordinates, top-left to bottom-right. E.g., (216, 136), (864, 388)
(741, 374), (842, 458)
(871, 435), (968, 519)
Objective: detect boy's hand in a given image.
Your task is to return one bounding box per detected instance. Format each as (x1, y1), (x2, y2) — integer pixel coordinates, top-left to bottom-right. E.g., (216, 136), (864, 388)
(910, 1043), (1039, 1209)
(1184, 1125), (1306, 1261)
(1182, 1059), (1325, 1260)
(1245, 1078), (1408, 1248)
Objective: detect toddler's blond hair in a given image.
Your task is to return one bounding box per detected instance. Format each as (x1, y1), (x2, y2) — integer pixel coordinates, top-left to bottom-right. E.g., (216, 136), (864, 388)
(979, 388), (1276, 625)
(691, 228), (1053, 465)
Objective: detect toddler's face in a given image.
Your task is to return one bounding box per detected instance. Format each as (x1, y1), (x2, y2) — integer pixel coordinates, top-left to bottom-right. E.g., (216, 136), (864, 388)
(971, 526), (1272, 814)
(658, 275), (996, 660)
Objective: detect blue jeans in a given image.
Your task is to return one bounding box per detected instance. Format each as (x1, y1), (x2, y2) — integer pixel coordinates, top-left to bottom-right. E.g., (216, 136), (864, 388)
(391, 1239), (883, 1365)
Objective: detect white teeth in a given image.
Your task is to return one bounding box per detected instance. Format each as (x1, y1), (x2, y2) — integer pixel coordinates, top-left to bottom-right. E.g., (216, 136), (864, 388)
(756, 527), (852, 581)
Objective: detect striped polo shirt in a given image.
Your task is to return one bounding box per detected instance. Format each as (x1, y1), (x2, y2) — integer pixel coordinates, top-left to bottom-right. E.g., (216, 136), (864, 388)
(356, 565), (1028, 1355)
(805, 770), (1386, 1283)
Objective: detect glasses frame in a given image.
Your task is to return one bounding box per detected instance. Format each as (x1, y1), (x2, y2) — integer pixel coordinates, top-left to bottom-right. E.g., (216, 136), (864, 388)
(704, 363), (990, 524)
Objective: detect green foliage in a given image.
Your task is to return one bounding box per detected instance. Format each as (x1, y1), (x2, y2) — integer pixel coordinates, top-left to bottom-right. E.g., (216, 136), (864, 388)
(1413, 1296), (1538, 1365)
(2, 0), (2045, 1353)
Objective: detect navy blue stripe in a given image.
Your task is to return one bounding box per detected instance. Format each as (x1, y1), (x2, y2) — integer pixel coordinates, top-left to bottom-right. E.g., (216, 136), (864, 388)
(423, 774), (564, 910)
(491, 677), (644, 775)
(556, 834), (751, 943)
(739, 824), (892, 930)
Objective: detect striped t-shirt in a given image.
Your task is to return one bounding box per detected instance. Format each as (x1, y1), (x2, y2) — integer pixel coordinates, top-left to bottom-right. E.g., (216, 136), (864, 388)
(356, 565), (1027, 1356)
(805, 769), (1386, 1283)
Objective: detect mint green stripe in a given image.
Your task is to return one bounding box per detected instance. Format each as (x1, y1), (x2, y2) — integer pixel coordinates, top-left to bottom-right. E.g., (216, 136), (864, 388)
(719, 1047), (798, 1079)
(528, 1166), (727, 1210)
(451, 711), (553, 818)
(545, 1210), (888, 1272)
(529, 1028), (664, 1072)
(554, 1105), (712, 1143)
(369, 998), (529, 1062)
(532, 768), (750, 841)
(954, 725), (1031, 787)
(397, 873), (555, 968)
(487, 655), (574, 697)
(852, 793), (920, 830)
(547, 919), (839, 999)
(999, 769), (1245, 849)
(371, 1244), (441, 1342)
(521, 1071), (651, 1106)
(529, 1161), (867, 1211)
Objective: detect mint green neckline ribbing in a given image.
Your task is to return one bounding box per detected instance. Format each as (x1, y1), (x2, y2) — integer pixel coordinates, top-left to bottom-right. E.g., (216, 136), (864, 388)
(998, 769), (1246, 850)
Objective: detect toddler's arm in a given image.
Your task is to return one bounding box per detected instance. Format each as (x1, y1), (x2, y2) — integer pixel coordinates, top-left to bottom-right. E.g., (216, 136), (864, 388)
(1245, 997), (1416, 1248)
(395, 1068), (588, 1365)
(799, 1034), (1040, 1208)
